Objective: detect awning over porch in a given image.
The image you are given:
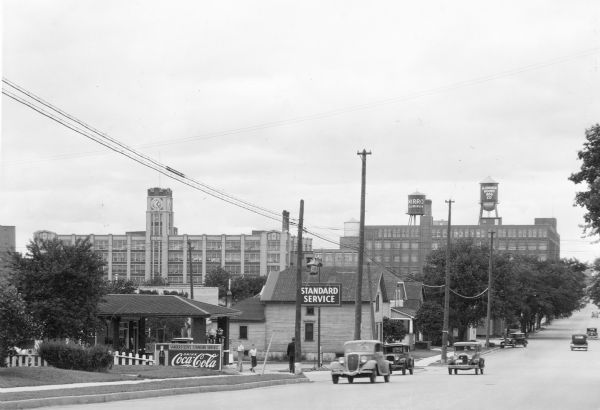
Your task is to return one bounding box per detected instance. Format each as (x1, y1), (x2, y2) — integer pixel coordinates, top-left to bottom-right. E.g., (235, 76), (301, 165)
(98, 294), (240, 319)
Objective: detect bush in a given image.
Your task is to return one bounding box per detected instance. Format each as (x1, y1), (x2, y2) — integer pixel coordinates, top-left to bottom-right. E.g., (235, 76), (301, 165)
(38, 341), (113, 372)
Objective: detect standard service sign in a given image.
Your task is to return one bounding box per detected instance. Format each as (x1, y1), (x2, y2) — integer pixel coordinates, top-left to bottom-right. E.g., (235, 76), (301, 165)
(301, 283), (342, 306)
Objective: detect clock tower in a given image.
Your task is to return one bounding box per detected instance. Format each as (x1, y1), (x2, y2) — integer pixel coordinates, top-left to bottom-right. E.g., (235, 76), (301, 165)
(145, 188), (176, 281)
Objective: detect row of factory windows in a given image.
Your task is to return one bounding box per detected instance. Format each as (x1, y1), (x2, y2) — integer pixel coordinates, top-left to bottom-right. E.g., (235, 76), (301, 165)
(103, 251), (280, 264)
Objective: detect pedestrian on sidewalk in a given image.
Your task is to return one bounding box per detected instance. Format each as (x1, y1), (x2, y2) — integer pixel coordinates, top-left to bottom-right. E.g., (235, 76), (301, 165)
(287, 337), (295, 374)
(249, 344), (257, 373)
(237, 340), (245, 372)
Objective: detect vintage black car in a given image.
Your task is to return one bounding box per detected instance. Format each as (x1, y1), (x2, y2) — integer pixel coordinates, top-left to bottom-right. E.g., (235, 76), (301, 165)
(570, 334), (588, 351)
(330, 340), (392, 384)
(383, 343), (414, 375)
(586, 327), (598, 339)
(447, 341), (485, 375)
(500, 332), (528, 348)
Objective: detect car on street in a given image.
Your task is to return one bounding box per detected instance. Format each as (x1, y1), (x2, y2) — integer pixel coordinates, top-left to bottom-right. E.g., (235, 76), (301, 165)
(570, 334), (588, 351)
(500, 332), (528, 348)
(383, 342), (414, 375)
(447, 341), (485, 375)
(586, 327), (598, 339)
(330, 340), (391, 384)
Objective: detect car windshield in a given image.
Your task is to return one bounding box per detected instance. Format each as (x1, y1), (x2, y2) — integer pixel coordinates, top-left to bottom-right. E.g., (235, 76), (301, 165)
(587, 328), (597, 332)
(454, 345), (476, 352)
(344, 342), (375, 353)
(384, 346), (405, 353)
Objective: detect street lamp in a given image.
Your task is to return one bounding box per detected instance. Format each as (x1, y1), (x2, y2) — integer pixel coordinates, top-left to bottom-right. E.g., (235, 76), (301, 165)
(307, 257), (323, 368)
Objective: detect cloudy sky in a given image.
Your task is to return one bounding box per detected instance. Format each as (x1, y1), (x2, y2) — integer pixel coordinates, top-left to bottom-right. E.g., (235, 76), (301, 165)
(2, 1), (599, 262)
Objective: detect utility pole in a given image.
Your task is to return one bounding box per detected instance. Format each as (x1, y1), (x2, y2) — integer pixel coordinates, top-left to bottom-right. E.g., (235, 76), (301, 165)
(355, 149), (371, 340)
(441, 199), (454, 363)
(295, 200), (304, 364)
(187, 240), (194, 300)
(485, 231), (495, 348)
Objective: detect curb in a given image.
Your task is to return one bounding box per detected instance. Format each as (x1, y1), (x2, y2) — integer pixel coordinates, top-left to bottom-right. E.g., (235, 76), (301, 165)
(0, 377), (310, 410)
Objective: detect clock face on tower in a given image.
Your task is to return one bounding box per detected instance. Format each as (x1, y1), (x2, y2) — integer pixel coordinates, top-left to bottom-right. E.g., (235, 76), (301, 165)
(150, 198), (163, 210)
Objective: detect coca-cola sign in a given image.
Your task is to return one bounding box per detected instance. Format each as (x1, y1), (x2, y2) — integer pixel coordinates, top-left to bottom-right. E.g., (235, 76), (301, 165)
(171, 352), (219, 369)
(154, 343), (222, 370)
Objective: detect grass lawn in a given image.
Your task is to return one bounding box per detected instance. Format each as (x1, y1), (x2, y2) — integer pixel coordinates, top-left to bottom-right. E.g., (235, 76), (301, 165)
(0, 365), (238, 388)
(0, 365), (303, 404)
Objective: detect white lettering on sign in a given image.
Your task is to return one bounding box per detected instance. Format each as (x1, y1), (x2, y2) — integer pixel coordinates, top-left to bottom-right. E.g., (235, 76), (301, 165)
(303, 295), (336, 303)
(300, 284), (341, 306)
(171, 352), (218, 368)
(408, 198), (425, 205)
(301, 286), (340, 295)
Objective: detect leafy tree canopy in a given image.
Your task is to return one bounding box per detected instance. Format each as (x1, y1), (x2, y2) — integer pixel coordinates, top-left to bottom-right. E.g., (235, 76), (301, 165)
(204, 267), (267, 301)
(103, 278), (137, 294)
(569, 124), (600, 236)
(9, 238), (106, 340)
(414, 301), (444, 345)
(382, 316), (407, 343)
(0, 280), (41, 366)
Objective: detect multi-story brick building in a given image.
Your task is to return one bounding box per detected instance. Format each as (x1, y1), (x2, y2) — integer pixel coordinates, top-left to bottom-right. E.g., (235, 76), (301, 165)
(315, 180), (560, 278)
(0, 225), (16, 278)
(36, 188), (312, 284)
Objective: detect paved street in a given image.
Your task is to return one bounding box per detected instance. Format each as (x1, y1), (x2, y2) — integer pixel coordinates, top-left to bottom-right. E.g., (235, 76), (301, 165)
(49, 304), (600, 410)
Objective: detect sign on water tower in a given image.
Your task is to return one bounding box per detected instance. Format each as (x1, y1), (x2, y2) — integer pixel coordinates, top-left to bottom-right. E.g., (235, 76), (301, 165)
(479, 177), (500, 222)
(480, 177), (498, 211)
(407, 192), (426, 215)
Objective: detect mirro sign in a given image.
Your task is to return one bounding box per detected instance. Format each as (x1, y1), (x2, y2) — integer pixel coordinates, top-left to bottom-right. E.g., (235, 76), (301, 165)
(300, 284), (342, 306)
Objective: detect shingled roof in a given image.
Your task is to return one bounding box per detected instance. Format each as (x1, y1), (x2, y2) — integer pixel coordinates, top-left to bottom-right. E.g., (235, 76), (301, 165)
(260, 266), (405, 303)
(230, 294), (265, 322)
(98, 294), (240, 318)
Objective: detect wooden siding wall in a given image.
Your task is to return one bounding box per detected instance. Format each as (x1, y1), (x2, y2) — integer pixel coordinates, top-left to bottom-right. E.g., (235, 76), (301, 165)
(263, 303), (380, 359)
(231, 321), (268, 356)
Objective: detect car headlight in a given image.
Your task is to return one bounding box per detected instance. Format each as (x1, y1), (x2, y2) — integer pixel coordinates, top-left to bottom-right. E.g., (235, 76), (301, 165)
(338, 357), (345, 365)
(360, 355), (368, 364)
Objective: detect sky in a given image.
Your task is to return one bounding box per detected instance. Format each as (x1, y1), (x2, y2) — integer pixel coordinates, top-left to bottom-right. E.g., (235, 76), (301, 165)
(1, 1), (599, 263)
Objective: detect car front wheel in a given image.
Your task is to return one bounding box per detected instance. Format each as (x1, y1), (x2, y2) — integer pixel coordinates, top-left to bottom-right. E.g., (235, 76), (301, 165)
(348, 376), (354, 384)
(370, 372), (376, 383)
(332, 375), (339, 384)
(448, 368), (452, 375)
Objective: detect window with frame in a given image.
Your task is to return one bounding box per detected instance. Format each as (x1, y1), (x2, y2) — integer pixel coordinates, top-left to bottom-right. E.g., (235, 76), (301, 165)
(306, 307), (315, 316)
(305, 322), (314, 342)
(239, 326), (248, 339)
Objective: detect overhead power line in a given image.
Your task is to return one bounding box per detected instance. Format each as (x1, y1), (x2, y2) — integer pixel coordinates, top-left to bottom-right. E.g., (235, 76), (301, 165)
(4, 47), (599, 168)
(2, 78), (285, 224)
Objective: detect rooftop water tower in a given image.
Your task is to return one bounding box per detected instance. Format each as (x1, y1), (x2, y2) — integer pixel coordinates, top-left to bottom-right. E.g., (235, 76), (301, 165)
(407, 191), (426, 225)
(479, 177), (500, 225)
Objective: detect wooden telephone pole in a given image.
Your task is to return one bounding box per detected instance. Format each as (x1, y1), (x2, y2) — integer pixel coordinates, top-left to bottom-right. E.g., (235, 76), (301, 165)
(355, 149), (371, 340)
(441, 199), (454, 362)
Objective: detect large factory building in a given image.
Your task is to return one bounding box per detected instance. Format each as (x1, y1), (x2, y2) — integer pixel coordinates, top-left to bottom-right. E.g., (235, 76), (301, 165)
(36, 188), (311, 284)
(314, 178), (560, 277)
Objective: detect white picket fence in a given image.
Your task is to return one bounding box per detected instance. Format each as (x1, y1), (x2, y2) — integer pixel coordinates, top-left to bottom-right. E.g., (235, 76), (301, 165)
(112, 351), (155, 366)
(4, 353), (48, 367)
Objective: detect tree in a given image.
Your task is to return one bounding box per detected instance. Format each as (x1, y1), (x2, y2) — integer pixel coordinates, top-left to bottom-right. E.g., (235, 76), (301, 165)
(9, 238), (106, 341)
(231, 275), (267, 302)
(204, 267), (230, 299)
(103, 278), (136, 294)
(569, 124), (600, 236)
(0, 280), (41, 366)
(414, 301), (444, 345)
(419, 239), (490, 341)
(382, 316), (407, 343)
